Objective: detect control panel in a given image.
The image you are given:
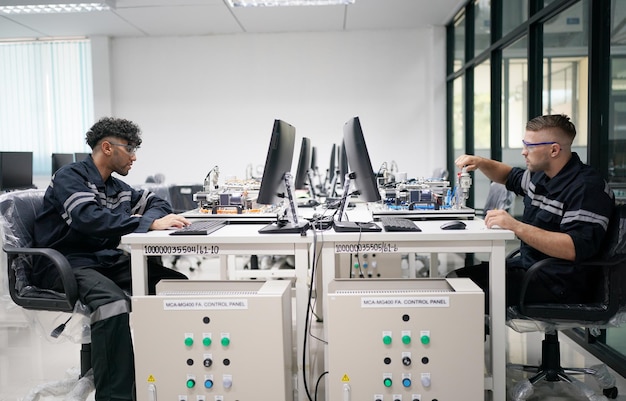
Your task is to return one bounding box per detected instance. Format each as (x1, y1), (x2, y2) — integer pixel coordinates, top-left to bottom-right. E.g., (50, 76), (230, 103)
(326, 278), (484, 401)
(131, 280), (293, 401)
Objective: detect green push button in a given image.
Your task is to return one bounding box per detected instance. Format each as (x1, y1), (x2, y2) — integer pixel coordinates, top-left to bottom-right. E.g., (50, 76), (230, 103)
(186, 378), (195, 388)
(420, 335), (430, 345)
(383, 377), (392, 388)
(402, 335), (411, 345)
(382, 335), (392, 345)
(221, 337), (230, 347)
(184, 337), (194, 347)
(203, 337), (212, 347)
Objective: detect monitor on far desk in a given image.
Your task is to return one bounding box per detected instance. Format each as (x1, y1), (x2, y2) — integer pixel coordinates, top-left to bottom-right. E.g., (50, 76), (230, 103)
(256, 119), (309, 234)
(332, 117), (381, 233)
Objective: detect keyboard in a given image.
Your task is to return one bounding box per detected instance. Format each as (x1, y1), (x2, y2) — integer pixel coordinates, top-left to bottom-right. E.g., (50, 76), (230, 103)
(169, 220), (228, 235)
(380, 217), (421, 232)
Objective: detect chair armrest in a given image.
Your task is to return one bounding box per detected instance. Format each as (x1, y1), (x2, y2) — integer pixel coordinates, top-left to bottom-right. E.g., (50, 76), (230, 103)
(507, 248), (520, 259)
(3, 244), (78, 311)
(517, 255), (626, 321)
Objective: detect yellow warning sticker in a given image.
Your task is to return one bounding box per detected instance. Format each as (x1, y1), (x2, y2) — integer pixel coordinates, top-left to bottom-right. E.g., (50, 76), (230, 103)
(341, 374), (350, 382)
(147, 375), (156, 382)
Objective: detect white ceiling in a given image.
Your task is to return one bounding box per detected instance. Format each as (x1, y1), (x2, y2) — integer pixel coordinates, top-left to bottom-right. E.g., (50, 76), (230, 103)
(0, 0), (465, 40)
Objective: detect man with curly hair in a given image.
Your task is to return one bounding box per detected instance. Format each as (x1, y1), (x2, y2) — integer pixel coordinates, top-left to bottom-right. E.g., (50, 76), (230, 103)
(33, 117), (189, 401)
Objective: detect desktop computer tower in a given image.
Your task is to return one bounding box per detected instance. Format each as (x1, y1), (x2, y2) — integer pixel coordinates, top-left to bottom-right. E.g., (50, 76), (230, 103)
(326, 278), (484, 401)
(132, 280), (293, 401)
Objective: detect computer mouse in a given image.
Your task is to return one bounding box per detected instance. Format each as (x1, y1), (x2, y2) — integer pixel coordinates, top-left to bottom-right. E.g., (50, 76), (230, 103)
(298, 198), (320, 208)
(306, 199), (320, 207)
(440, 220), (466, 230)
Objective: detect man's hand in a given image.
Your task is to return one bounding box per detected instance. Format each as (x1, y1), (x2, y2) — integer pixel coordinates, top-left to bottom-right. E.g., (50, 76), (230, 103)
(485, 209), (576, 261)
(454, 154), (512, 185)
(484, 209), (518, 230)
(454, 154), (482, 172)
(149, 214), (191, 230)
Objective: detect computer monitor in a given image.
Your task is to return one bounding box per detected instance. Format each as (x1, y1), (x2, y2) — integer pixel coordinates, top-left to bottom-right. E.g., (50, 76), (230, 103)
(310, 146), (317, 171)
(342, 117), (382, 203)
(74, 152), (90, 161)
(0, 152), (34, 191)
(257, 120), (296, 205)
(256, 120), (309, 234)
(294, 137), (311, 190)
(326, 143), (337, 186)
(51, 153), (74, 174)
(338, 142), (348, 188)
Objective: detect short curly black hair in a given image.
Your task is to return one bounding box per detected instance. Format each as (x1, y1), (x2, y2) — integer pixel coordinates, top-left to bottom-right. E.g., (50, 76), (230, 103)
(85, 117), (143, 149)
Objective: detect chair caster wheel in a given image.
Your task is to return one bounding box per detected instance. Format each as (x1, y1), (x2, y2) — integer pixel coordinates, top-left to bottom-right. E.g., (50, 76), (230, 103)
(603, 386), (618, 399)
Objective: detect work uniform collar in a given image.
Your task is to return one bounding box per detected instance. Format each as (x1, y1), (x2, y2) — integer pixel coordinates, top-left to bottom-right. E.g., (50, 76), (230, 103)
(82, 155), (125, 196)
(534, 152), (581, 193)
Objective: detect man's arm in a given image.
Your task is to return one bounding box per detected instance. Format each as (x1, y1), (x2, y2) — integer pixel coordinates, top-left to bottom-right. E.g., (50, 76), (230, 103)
(484, 209), (576, 261)
(454, 155), (512, 184)
(130, 189), (190, 232)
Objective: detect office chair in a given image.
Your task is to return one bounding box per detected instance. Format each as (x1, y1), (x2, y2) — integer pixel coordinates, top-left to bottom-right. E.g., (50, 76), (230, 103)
(167, 184), (203, 213)
(506, 204), (626, 401)
(431, 167), (449, 180)
(480, 182), (515, 216)
(0, 189), (93, 400)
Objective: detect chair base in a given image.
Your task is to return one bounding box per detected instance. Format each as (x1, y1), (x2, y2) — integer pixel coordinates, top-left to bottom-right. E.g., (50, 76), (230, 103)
(508, 332), (618, 400)
(22, 368), (94, 401)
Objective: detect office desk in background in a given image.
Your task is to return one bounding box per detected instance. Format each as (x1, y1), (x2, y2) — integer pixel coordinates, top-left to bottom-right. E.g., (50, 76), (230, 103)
(317, 219), (515, 401)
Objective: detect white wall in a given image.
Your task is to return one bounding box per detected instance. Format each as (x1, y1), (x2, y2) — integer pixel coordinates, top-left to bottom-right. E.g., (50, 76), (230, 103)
(99, 28), (446, 187)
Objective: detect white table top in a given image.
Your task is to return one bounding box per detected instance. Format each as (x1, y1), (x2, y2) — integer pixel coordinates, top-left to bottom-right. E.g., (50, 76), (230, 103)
(121, 217), (514, 246)
(121, 222), (312, 245)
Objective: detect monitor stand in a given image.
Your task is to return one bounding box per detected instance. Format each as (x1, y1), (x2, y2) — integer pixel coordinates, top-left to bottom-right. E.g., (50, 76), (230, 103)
(332, 172), (381, 233)
(332, 221), (381, 232)
(258, 219), (310, 234)
(259, 172), (310, 235)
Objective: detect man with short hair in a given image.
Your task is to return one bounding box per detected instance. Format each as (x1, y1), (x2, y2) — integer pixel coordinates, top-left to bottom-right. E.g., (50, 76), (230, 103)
(453, 114), (614, 307)
(34, 116), (189, 401)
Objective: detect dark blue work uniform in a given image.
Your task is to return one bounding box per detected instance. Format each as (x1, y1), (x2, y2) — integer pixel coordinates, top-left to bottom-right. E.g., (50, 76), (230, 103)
(505, 152), (614, 301)
(453, 152), (614, 308)
(33, 155), (186, 401)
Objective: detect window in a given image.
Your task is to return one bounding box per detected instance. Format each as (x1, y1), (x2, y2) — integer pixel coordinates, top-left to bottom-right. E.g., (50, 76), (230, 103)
(0, 39), (94, 177)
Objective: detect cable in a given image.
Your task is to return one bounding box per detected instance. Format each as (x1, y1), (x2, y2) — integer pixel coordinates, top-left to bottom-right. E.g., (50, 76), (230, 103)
(314, 371), (329, 401)
(302, 228), (319, 401)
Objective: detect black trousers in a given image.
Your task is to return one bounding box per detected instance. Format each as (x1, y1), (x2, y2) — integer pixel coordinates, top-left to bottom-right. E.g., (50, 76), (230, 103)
(52, 255), (187, 401)
(449, 257), (565, 314)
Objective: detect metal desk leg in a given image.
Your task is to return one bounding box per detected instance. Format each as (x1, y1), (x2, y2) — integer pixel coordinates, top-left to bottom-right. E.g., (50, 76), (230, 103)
(489, 240), (507, 400)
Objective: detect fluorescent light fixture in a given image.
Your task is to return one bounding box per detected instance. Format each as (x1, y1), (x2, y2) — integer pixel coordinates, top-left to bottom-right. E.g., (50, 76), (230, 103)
(0, 1), (114, 14)
(227, 0), (354, 7)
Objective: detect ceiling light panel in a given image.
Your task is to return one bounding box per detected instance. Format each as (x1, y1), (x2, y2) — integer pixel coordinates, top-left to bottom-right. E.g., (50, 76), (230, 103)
(0, 1), (114, 14)
(227, 0), (354, 7)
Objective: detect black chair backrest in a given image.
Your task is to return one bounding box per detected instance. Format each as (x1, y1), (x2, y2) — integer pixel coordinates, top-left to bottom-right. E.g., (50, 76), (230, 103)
(0, 189), (45, 249)
(168, 184), (203, 213)
(0, 189), (75, 310)
(483, 182), (515, 213)
(601, 204), (626, 259)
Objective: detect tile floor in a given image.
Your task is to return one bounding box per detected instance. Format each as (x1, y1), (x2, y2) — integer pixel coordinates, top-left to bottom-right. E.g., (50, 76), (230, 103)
(2, 256), (626, 401)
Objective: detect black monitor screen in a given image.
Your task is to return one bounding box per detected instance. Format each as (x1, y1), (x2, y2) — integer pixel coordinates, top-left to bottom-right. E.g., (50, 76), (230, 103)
(310, 146), (317, 171)
(0, 152), (33, 191)
(294, 137), (311, 190)
(256, 120), (296, 205)
(338, 142), (348, 187)
(74, 152), (90, 162)
(51, 153), (74, 174)
(328, 143), (337, 183)
(342, 117), (381, 202)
